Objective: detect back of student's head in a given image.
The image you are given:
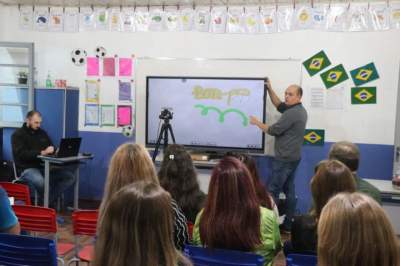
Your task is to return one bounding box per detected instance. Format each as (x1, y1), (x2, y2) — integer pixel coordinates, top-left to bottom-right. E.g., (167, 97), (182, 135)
(158, 144), (203, 215)
(200, 156), (261, 251)
(225, 152), (273, 210)
(311, 160), (356, 218)
(328, 141), (360, 172)
(318, 192), (400, 266)
(100, 143), (158, 217)
(94, 181), (182, 266)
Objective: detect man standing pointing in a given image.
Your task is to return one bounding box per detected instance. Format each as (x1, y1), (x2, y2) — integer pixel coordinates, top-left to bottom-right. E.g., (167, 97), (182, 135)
(250, 78), (307, 232)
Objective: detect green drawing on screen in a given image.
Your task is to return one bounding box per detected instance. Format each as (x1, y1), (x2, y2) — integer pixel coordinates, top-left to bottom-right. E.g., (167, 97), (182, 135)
(194, 104), (249, 126)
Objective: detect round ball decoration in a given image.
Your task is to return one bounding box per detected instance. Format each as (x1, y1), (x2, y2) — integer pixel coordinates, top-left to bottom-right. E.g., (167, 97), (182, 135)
(122, 125), (133, 138)
(71, 49), (87, 66)
(95, 46), (107, 58)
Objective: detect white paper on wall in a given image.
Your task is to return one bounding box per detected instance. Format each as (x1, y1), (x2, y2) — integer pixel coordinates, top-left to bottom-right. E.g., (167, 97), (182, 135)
(194, 6), (211, 32)
(19, 5), (33, 30)
(149, 6), (164, 31)
(326, 85), (345, 110)
(179, 6), (194, 31)
(94, 7), (109, 30)
(49, 7), (64, 32)
(79, 6), (95, 31)
(64, 7), (79, 32)
(310, 87), (325, 109)
(326, 3), (348, 31)
(389, 2), (400, 29)
(369, 2), (390, 31)
(227, 6), (245, 34)
(121, 7), (135, 32)
(34, 6), (49, 31)
(312, 3), (329, 30)
(135, 7), (150, 32)
(164, 6), (180, 31)
(277, 5), (294, 32)
(260, 6), (277, 33)
(347, 3), (370, 31)
(293, 4), (313, 30)
(244, 6), (261, 34)
(109, 7), (122, 31)
(210, 6), (227, 33)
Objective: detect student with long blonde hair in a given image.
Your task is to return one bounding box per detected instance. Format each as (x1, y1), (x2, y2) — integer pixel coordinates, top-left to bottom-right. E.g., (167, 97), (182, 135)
(94, 181), (192, 266)
(318, 192), (400, 266)
(99, 143), (188, 249)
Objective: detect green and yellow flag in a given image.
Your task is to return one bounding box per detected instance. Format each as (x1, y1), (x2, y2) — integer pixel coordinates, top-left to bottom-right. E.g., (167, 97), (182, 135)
(302, 50), (331, 77)
(320, 64), (349, 89)
(351, 87), (376, 104)
(350, 62), (379, 86)
(304, 129), (325, 146)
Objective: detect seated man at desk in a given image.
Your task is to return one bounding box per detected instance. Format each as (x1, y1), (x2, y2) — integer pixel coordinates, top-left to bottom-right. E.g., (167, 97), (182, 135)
(11, 110), (76, 205)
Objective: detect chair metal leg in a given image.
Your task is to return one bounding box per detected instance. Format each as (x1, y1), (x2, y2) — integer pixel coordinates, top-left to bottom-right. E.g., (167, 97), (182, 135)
(57, 257), (65, 266)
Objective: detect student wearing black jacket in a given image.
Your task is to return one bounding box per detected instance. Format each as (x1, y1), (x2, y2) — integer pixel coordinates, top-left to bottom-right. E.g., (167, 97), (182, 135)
(11, 110), (75, 204)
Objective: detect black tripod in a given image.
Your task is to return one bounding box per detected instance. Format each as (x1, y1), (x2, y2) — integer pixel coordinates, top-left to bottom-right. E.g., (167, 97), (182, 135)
(152, 118), (176, 162)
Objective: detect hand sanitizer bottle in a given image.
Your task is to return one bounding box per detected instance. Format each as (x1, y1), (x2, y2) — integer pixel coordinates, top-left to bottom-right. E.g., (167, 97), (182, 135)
(46, 72), (52, 88)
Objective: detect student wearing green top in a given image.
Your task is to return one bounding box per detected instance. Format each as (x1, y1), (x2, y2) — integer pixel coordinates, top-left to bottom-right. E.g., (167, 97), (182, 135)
(328, 141), (382, 205)
(192, 156), (281, 266)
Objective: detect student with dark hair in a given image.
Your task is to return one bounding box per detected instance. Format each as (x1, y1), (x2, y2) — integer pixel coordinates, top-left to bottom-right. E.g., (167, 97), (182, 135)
(328, 141), (381, 204)
(11, 110), (76, 204)
(158, 144), (206, 223)
(192, 157), (281, 266)
(318, 192), (400, 266)
(225, 152), (278, 217)
(94, 181), (192, 266)
(99, 143), (188, 250)
(285, 160), (356, 255)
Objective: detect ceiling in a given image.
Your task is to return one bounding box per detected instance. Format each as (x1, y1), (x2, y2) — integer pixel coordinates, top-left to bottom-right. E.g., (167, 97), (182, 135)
(0, 0), (365, 7)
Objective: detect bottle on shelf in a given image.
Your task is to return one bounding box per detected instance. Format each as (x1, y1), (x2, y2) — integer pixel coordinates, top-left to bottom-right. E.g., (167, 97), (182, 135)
(45, 71), (52, 88)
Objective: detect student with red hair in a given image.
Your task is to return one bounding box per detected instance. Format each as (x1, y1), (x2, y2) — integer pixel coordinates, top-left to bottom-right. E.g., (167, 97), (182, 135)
(192, 156), (281, 266)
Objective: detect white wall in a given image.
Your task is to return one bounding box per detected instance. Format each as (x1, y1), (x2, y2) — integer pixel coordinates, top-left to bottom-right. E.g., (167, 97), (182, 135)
(1, 5), (399, 149)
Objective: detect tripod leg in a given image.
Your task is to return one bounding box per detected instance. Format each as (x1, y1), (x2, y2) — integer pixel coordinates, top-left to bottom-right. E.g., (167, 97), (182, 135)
(167, 124), (176, 144)
(152, 124), (167, 162)
(163, 124), (169, 150)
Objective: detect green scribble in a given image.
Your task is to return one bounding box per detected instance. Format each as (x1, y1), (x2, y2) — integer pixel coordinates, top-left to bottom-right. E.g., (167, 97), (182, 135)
(194, 104), (248, 127)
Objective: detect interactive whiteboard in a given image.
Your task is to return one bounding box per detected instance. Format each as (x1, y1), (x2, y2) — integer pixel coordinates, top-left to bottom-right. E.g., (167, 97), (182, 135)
(146, 76), (266, 152)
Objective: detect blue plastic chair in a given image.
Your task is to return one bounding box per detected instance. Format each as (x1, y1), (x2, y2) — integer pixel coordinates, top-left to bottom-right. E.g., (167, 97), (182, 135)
(286, 253), (318, 266)
(184, 244), (265, 266)
(0, 233), (57, 266)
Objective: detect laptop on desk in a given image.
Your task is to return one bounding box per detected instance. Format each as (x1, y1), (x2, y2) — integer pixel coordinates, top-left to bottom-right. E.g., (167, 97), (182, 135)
(50, 137), (82, 158)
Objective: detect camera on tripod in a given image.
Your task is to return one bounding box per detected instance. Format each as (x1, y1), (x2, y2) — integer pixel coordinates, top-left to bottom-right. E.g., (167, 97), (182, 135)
(152, 107), (176, 162)
(159, 108), (173, 120)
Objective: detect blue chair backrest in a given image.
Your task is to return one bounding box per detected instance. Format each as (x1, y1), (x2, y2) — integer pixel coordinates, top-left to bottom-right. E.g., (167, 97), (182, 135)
(0, 233), (57, 266)
(184, 244), (265, 266)
(286, 253), (318, 266)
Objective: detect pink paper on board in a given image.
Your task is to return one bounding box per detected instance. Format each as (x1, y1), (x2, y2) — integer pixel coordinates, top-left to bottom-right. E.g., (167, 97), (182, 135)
(103, 57), (116, 76)
(117, 105), (132, 126)
(119, 58), (132, 76)
(86, 57), (99, 76)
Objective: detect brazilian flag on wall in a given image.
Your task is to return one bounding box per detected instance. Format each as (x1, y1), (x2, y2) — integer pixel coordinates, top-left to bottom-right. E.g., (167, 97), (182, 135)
(350, 62), (379, 86)
(320, 64), (349, 89)
(351, 87), (377, 104)
(302, 50), (331, 77)
(304, 129), (325, 146)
